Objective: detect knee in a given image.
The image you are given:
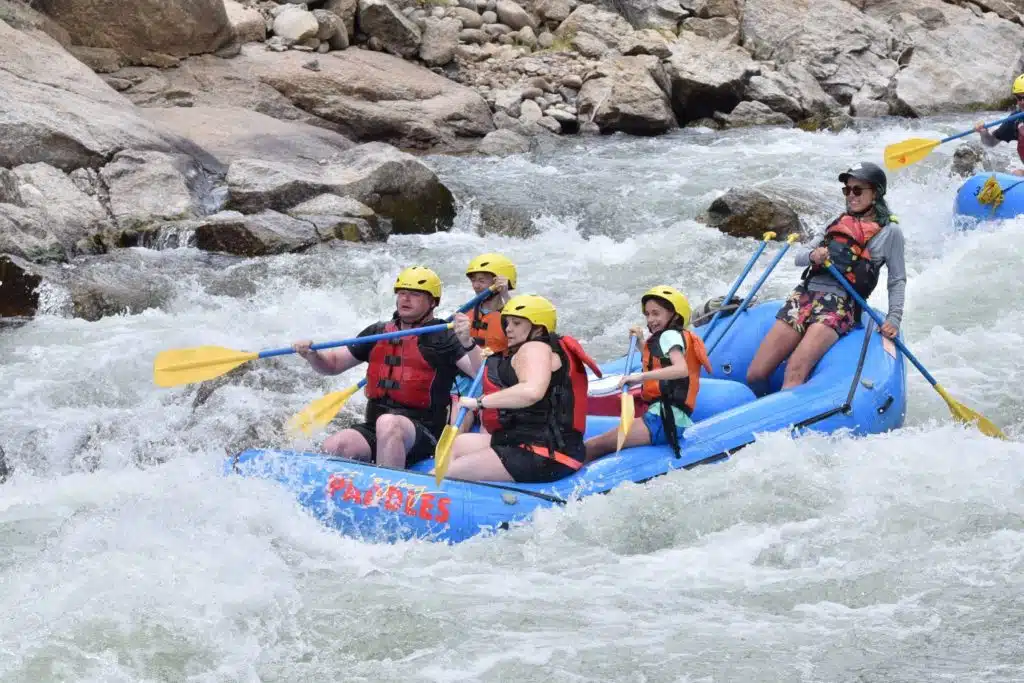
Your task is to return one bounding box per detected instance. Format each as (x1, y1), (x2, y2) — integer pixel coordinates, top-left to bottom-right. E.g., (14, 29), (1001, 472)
(323, 431), (359, 455)
(375, 413), (406, 438)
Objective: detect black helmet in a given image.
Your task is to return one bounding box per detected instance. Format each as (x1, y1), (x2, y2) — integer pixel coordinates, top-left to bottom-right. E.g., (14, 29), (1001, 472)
(838, 161), (887, 197)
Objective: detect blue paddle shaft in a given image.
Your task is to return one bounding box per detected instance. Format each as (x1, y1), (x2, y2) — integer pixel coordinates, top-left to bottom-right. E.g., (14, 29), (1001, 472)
(702, 239), (770, 340)
(707, 242), (794, 355)
(340, 287), (495, 392)
(621, 335), (638, 393)
(454, 361), (489, 428)
(257, 322), (451, 359)
(824, 263), (938, 387)
(943, 111), (1024, 144)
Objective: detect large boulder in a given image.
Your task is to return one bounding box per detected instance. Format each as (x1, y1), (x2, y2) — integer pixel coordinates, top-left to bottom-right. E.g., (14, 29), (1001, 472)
(193, 210), (323, 257)
(139, 106), (354, 166)
(10, 162), (111, 257)
(0, 251), (176, 321)
(358, 0), (422, 58)
(225, 142), (456, 234)
(555, 5), (633, 57)
(114, 55), (339, 131)
(706, 189), (804, 240)
(224, 0), (266, 44)
(34, 0), (235, 65)
(577, 55), (677, 135)
(744, 62), (841, 121)
(740, 0), (902, 108)
(606, 0), (687, 31)
(0, 20), (187, 172)
(99, 150), (205, 229)
(236, 45), (494, 149)
(663, 32), (760, 122)
(882, 4), (1024, 115)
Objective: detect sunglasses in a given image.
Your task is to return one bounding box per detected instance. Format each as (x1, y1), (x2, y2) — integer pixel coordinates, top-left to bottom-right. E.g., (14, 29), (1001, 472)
(842, 185), (871, 197)
(1016, 95), (1024, 102)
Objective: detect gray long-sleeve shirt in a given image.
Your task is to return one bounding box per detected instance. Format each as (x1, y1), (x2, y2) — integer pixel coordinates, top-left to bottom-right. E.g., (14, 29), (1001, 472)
(793, 221), (907, 329)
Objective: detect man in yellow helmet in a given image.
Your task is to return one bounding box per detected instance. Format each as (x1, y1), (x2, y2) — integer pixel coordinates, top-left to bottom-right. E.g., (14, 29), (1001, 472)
(974, 74), (1024, 176)
(292, 266), (482, 469)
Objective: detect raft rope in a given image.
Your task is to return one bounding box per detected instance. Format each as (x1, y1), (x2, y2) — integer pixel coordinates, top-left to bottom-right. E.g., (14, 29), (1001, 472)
(977, 174), (1005, 214)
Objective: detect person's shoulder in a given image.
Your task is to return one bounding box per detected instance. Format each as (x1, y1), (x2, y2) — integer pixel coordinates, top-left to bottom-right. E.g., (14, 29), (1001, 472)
(659, 329), (685, 352)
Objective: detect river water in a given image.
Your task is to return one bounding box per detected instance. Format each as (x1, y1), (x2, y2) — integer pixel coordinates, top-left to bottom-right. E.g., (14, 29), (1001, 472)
(2, 115), (1023, 682)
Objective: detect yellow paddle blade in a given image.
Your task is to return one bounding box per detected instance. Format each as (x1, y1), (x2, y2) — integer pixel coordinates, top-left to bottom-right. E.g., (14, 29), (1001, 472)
(934, 384), (1007, 440)
(286, 383), (360, 436)
(883, 138), (940, 170)
(433, 425), (458, 486)
(616, 392), (635, 453)
(153, 346), (258, 387)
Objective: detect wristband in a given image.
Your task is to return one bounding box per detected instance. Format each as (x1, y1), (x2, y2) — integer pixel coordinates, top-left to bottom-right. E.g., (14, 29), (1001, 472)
(460, 339), (477, 352)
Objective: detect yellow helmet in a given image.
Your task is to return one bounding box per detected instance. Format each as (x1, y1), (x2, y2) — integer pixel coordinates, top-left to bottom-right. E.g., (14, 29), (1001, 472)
(502, 294), (556, 333)
(1013, 74), (1024, 95)
(465, 252), (517, 289)
(393, 266), (442, 300)
(641, 285), (691, 328)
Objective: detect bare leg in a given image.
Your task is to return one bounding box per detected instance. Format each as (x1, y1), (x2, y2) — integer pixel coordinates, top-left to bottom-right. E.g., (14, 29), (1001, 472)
(322, 429), (373, 460)
(583, 418), (652, 462)
(373, 413), (418, 469)
(448, 432), (492, 462)
(747, 320), (803, 395)
(782, 323), (839, 389)
(445, 448), (515, 482)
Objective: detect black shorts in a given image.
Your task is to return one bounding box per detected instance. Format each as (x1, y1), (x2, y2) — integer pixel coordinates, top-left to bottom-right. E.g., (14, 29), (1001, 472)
(493, 445), (580, 483)
(349, 418), (438, 467)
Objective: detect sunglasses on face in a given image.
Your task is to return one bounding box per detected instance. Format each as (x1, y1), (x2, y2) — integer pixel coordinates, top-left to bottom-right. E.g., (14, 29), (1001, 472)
(1016, 95), (1024, 102)
(842, 185), (871, 197)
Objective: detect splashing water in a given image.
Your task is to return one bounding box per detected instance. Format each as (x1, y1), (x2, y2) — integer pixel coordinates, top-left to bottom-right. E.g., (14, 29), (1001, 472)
(2, 115), (1023, 682)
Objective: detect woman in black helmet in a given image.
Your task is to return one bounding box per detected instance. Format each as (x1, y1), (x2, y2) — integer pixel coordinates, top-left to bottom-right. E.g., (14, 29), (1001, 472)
(746, 161), (907, 396)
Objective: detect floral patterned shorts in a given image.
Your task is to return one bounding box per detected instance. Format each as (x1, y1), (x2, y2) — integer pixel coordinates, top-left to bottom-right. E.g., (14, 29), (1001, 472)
(776, 285), (856, 336)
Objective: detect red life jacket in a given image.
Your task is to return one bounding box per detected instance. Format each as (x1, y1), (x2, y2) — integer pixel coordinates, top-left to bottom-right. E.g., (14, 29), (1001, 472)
(803, 214), (883, 297)
(364, 321), (439, 427)
(468, 304), (507, 353)
(639, 329), (712, 415)
(1016, 121), (1024, 163)
(479, 334), (601, 470)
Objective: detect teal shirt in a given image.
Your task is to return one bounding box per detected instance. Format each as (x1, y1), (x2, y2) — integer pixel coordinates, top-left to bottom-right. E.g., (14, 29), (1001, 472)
(646, 329), (694, 429)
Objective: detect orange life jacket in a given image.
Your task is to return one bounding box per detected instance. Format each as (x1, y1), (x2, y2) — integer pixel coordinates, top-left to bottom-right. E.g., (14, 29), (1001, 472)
(364, 321), (441, 428)
(804, 214), (883, 297)
(479, 334), (601, 470)
(639, 329), (712, 416)
(468, 305), (508, 353)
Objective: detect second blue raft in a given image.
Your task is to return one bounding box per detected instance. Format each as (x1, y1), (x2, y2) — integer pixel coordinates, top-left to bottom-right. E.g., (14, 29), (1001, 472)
(954, 171), (1024, 223)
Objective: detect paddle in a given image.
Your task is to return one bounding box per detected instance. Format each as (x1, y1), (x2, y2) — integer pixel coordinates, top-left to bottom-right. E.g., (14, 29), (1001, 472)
(707, 233), (800, 355)
(884, 112), (1024, 171)
(286, 286), (499, 436)
(701, 231), (775, 341)
(824, 261), (1006, 439)
(433, 352), (490, 486)
(616, 334), (639, 453)
(153, 324), (453, 388)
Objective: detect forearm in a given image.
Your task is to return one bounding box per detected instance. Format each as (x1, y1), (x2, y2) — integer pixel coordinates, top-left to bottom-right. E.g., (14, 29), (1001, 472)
(885, 277), (906, 329)
(633, 365), (687, 383)
(482, 383), (545, 410)
(305, 348), (357, 375)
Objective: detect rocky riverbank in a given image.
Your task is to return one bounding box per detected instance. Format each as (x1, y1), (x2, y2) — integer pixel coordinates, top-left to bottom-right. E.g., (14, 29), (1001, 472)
(1, 0), (1023, 320)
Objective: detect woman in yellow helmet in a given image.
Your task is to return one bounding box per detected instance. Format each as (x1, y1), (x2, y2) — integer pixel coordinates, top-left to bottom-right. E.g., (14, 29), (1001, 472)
(974, 74), (1024, 176)
(584, 286), (711, 463)
(445, 294), (602, 483)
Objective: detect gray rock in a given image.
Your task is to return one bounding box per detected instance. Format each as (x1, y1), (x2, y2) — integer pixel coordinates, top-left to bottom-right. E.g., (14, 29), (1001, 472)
(450, 6), (485, 27)
(495, 0), (537, 29)
(358, 0), (423, 57)
(420, 17), (461, 65)
(706, 188), (804, 240)
(100, 151), (203, 230)
(478, 128), (532, 155)
(714, 100), (794, 128)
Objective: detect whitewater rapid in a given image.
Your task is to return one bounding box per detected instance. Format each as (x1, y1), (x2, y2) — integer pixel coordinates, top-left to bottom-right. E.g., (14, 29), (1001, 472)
(1, 114), (1022, 682)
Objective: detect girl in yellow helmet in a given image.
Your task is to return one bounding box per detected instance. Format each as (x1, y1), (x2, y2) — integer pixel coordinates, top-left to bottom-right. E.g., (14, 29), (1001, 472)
(450, 253), (517, 432)
(583, 286), (711, 463)
(974, 74), (1024, 176)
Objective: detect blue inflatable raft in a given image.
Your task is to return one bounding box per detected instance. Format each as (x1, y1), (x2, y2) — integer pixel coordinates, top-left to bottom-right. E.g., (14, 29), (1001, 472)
(227, 301), (907, 544)
(953, 171), (1024, 223)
